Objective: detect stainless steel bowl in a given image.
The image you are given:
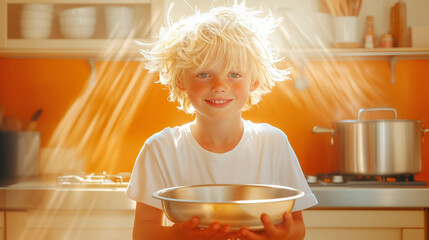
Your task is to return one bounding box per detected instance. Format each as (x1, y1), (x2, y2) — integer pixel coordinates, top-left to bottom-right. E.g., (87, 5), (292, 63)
(152, 184), (304, 229)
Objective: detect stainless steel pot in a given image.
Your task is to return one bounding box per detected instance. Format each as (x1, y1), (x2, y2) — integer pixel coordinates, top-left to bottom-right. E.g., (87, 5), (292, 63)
(313, 108), (429, 176)
(0, 131), (40, 179)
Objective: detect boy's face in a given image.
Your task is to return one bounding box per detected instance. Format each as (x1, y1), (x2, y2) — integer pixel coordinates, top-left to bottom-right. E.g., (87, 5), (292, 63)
(180, 57), (258, 122)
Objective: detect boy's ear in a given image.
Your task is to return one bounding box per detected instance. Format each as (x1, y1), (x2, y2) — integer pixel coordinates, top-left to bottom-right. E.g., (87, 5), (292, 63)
(250, 80), (259, 92)
(177, 78), (186, 91)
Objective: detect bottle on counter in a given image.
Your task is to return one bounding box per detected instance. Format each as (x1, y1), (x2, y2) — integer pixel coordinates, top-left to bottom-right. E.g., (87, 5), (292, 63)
(363, 16), (376, 48)
(380, 33), (393, 48)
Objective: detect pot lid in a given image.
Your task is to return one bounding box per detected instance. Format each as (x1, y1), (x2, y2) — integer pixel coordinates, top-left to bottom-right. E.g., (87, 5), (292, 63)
(335, 107), (424, 123)
(335, 119), (423, 124)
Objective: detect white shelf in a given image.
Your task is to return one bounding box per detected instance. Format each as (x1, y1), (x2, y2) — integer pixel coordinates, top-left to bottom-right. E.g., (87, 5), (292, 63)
(281, 47), (429, 57)
(0, 39), (149, 59)
(6, 0), (150, 4)
(280, 48), (429, 86)
(0, 0), (164, 59)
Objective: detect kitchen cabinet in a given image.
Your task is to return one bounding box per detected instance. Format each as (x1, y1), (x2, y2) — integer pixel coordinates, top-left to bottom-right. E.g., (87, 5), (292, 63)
(303, 209), (426, 240)
(1, 0), (429, 61)
(2, 180), (429, 239)
(5, 208), (425, 240)
(5, 209), (134, 240)
(0, 0), (170, 59)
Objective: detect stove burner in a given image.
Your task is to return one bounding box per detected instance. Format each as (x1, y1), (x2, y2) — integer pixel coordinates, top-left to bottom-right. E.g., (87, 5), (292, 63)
(57, 171), (130, 188)
(307, 173), (427, 187)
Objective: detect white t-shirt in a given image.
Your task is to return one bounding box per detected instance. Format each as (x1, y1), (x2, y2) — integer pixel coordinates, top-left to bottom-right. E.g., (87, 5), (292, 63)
(126, 119), (318, 212)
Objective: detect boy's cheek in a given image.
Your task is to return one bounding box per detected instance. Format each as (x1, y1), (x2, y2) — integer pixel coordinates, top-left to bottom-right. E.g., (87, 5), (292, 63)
(188, 83), (210, 94)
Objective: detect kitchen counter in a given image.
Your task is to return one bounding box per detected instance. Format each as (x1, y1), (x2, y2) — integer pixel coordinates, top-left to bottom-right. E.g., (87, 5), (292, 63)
(1, 177), (134, 210)
(1, 178), (429, 210)
(310, 186), (429, 208)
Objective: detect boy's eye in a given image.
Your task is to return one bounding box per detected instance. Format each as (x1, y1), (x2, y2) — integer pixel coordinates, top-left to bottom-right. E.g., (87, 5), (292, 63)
(229, 73), (241, 78)
(197, 73), (209, 78)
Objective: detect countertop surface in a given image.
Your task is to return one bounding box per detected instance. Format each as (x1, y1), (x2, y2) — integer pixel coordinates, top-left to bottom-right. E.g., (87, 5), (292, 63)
(1, 178), (429, 210)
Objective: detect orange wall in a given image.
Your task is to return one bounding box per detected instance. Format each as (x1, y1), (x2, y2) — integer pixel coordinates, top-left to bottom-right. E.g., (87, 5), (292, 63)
(1, 57), (429, 182)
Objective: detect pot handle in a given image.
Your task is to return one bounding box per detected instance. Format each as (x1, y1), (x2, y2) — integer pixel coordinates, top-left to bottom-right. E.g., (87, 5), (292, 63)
(312, 126), (335, 145)
(423, 128), (429, 143)
(357, 107), (397, 120)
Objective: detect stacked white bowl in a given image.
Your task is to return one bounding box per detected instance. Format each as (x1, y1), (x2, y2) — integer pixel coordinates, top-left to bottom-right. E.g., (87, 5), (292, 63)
(20, 4), (54, 39)
(59, 7), (96, 39)
(104, 6), (135, 38)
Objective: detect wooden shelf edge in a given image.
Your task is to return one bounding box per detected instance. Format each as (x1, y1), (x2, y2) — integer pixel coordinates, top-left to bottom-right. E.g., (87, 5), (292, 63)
(6, 0), (150, 4)
(0, 38), (150, 59)
(281, 47), (429, 57)
(1, 45), (428, 60)
(0, 48), (145, 59)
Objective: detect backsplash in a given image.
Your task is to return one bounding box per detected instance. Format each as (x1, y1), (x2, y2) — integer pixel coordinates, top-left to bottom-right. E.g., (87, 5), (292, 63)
(0, 57), (429, 182)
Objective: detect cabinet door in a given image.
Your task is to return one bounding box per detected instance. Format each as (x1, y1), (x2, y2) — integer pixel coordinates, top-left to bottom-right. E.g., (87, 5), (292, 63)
(402, 229), (425, 240)
(0, 211), (4, 240)
(6, 209), (135, 240)
(5, 211), (26, 240)
(303, 209), (425, 240)
(305, 228), (401, 240)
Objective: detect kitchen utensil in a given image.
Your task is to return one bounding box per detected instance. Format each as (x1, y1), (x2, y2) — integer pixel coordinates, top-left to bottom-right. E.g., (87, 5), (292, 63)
(322, 0), (361, 16)
(1, 117), (22, 131)
(313, 108), (429, 175)
(0, 131), (40, 179)
(21, 10), (53, 20)
(20, 5), (53, 39)
(22, 3), (54, 13)
(153, 184), (304, 230)
(59, 16), (96, 27)
(59, 7), (96, 39)
(333, 16), (358, 46)
(60, 26), (95, 39)
(104, 6), (135, 38)
(59, 7), (96, 18)
(21, 28), (51, 39)
(353, 0), (362, 16)
(27, 109), (42, 131)
(318, 0), (330, 13)
(394, 1), (407, 47)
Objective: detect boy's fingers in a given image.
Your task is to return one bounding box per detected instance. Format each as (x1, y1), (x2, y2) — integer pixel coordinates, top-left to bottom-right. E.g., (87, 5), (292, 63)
(237, 228), (262, 240)
(203, 221), (221, 236)
(181, 216), (199, 230)
(227, 234), (237, 240)
(195, 221), (229, 239)
(260, 213), (276, 234)
(282, 212), (293, 229)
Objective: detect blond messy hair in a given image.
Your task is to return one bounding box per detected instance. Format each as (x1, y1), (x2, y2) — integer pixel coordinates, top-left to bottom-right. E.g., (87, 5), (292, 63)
(142, 2), (289, 114)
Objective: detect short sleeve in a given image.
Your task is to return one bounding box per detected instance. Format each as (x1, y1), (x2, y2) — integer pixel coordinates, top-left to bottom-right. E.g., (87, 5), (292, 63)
(276, 134), (318, 211)
(125, 141), (165, 209)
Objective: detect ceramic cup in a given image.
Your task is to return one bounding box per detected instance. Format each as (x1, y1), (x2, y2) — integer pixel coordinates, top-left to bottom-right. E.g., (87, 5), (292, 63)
(333, 16), (358, 43)
(104, 6), (135, 38)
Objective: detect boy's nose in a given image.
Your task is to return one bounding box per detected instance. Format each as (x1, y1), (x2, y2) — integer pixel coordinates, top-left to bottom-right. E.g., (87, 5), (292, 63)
(211, 77), (227, 92)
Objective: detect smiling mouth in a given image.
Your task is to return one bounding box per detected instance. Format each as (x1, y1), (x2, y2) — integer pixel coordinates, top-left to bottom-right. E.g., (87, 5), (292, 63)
(205, 99), (232, 106)
(207, 100), (230, 104)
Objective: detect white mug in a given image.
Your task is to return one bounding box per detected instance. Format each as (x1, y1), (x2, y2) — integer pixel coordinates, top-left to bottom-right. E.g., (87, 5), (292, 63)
(333, 16), (358, 43)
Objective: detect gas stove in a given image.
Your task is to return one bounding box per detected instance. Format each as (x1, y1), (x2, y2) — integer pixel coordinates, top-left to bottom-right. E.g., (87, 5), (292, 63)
(307, 173), (427, 187)
(57, 172), (130, 188)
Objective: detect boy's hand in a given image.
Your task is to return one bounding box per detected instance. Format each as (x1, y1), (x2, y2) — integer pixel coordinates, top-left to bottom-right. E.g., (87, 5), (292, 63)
(235, 212), (296, 240)
(171, 216), (233, 240)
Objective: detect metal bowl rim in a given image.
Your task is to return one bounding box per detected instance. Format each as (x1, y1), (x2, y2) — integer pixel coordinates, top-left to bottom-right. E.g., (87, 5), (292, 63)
(152, 184), (305, 204)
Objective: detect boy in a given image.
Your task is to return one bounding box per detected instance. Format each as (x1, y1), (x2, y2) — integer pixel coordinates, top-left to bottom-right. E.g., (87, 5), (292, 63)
(126, 3), (318, 240)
